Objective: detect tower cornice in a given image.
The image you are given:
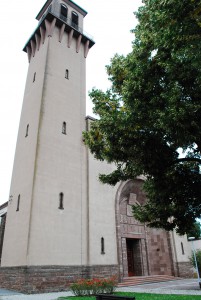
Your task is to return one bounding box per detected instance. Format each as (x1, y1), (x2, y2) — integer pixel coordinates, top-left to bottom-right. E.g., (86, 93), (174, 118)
(23, 11), (95, 61)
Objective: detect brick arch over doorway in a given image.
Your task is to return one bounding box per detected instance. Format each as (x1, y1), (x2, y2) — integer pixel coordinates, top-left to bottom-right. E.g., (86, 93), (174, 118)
(115, 179), (174, 281)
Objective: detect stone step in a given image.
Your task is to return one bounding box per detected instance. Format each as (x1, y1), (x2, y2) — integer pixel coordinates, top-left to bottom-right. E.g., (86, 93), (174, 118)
(118, 275), (182, 287)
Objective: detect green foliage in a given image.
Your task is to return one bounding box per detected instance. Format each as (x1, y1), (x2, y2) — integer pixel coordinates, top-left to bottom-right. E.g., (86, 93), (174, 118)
(117, 292), (201, 300)
(187, 221), (201, 239)
(58, 292), (201, 300)
(190, 249), (201, 275)
(83, 0), (201, 235)
(69, 277), (117, 296)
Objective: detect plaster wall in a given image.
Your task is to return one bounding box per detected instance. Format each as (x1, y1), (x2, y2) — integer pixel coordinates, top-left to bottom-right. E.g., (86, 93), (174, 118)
(2, 22), (88, 266)
(87, 150), (118, 266)
(189, 239), (201, 251)
(171, 231), (191, 263)
(1, 39), (48, 266)
(27, 27), (88, 265)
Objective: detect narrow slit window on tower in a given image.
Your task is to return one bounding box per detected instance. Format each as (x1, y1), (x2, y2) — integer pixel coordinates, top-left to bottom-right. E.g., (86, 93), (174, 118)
(33, 72), (36, 82)
(181, 242), (185, 255)
(65, 69), (69, 79)
(60, 4), (68, 21)
(101, 237), (105, 254)
(71, 12), (78, 29)
(25, 124), (29, 137)
(16, 195), (20, 212)
(62, 122), (67, 135)
(59, 193), (64, 210)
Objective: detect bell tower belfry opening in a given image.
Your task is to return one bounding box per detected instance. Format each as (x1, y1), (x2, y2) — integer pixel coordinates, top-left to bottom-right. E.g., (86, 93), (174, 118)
(0, 0), (95, 292)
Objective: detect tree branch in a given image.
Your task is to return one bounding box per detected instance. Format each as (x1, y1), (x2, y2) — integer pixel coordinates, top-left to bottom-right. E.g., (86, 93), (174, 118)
(173, 157), (201, 164)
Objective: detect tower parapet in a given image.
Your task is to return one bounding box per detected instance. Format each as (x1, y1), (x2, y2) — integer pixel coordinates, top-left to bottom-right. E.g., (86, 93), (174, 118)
(23, 0), (94, 61)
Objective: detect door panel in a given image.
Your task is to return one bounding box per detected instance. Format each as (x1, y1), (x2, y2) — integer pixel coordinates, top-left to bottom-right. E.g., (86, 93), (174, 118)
(127, 239), (135, 276)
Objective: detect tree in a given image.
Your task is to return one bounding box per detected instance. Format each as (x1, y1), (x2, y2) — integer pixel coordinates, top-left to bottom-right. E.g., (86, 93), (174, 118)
(83, 0), (201, 235)
(187, 221), (201, 240)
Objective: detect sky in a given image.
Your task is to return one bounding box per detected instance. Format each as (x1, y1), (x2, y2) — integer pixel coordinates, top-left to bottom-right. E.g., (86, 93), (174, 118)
(0, 0), (142, 205)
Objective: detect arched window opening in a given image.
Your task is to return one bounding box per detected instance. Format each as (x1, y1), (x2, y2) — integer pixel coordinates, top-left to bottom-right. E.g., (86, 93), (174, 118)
(16, 195), (20, 212)
(71, 12), (78, 29)
(60, 4), (68, 22)
(25, 124), (29, 137)
(62, 122), (67, 135)
(65, 69), (69, 79)
(59, 193), (64, 210)
(181, 242), (185, 255)
(101, 237), (105, 254)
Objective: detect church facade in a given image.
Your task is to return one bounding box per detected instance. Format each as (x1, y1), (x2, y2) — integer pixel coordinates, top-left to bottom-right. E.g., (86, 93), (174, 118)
(0, 0), (192, 293)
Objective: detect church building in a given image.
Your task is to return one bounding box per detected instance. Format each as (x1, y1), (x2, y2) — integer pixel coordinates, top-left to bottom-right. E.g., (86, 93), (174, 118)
(0, 0), (192, 293)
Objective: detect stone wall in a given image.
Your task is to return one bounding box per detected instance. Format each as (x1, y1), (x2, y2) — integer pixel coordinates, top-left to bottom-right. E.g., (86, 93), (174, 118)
(147, 229), (173, 276)
(176, 262), (194, 278)
(0, 264), (118, 294)
(116, 179), (174, 279)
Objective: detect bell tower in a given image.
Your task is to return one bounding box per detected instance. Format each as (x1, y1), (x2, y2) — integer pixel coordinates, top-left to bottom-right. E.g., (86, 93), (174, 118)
(1, 0), (94, 275)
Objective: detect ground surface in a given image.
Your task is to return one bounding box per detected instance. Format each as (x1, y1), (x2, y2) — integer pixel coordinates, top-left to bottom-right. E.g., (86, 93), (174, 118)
(0, 279), (201, 300)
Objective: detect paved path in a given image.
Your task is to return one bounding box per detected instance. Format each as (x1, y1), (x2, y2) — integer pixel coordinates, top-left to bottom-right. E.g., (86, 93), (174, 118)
(0, 291), (72, 300)
(0, 290), (22, 296)
(117, 278), (201, 295)
(0, 279), (201, 299)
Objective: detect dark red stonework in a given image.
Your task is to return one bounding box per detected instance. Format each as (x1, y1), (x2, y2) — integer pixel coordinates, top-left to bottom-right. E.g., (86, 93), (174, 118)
(0, 265), (118, 294)
(176, 262), (194, 278)
(116, 179), (175, 280)
(147, 229), (173, 276)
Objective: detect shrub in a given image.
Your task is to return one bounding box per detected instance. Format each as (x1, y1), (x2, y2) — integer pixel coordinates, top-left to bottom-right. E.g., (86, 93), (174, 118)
(69, 277), (117, 296)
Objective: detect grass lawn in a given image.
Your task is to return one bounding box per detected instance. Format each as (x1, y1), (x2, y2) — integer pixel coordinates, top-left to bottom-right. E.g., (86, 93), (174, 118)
(58, 292), (201, 300)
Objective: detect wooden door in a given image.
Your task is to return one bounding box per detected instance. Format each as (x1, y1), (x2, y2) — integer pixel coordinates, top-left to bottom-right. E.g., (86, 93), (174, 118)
(127, 239), (135, 276)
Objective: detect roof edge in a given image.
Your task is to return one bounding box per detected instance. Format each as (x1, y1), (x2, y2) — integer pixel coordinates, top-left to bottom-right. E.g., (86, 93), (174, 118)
(85, 115), (97, 121)
(0, 201), (8, 210)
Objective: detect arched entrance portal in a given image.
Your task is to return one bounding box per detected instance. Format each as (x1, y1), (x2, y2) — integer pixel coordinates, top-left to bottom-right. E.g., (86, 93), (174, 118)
(115, 179), (174, 280)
